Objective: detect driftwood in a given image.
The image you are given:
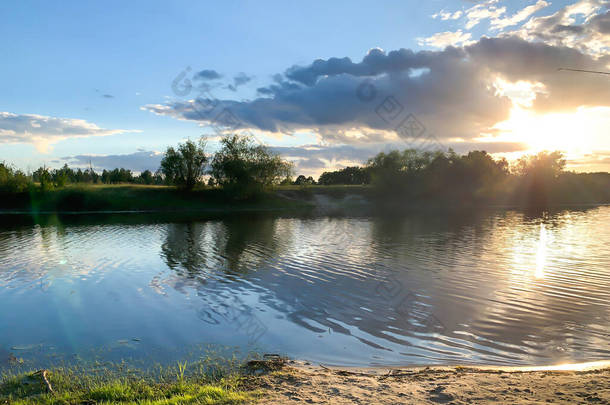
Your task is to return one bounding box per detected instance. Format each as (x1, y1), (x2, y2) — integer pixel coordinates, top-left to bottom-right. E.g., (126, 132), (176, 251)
(319, 364), (378, 377)
(246, 354), (286, 372)
(32, 370), (53, 393)
(319, 364), (420, 379)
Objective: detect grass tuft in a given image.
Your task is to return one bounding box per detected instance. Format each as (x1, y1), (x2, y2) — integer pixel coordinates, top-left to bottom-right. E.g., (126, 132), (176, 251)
(0, 363), (259, 405)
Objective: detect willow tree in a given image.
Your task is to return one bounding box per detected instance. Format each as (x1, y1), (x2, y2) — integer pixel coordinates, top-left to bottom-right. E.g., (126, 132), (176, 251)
(160, 139), (207, 190)
(210, 134), (292, 197)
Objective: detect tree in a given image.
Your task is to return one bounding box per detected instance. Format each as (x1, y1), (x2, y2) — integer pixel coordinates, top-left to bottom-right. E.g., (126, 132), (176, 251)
(0, 162), (29, 192)
(514, 151), (566, 179)
(160, 139), (208, 190)
(318, 167), (370, 185)
(210, 134), (292, 196)
(52, 164), (74, 187)
(513, 151), (566, 207)
(294, 175), (316, 185)
(138, 170), (154, 185)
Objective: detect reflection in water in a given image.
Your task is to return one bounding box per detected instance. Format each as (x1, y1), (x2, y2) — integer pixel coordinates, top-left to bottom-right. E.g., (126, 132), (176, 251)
(0, 208), (609, 368)
(535, 223), (547, 279)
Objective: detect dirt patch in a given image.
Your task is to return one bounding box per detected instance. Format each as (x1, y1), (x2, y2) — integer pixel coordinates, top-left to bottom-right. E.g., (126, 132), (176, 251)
(250, 362), (610, 404)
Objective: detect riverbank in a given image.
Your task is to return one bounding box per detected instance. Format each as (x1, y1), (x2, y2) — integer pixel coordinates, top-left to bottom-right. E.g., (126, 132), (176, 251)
(0, 184), (317, 214)
(253, 361), (610, 404)
(3, 183), (607, 217)
(3, 360), (609, 404)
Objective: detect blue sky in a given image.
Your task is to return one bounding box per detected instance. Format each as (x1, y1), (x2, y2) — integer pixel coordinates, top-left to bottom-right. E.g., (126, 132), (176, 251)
(1, 0), (609, 175)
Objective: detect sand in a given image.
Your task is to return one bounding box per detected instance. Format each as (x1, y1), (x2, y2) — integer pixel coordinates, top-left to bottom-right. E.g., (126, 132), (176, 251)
(250, 361), (610, 404)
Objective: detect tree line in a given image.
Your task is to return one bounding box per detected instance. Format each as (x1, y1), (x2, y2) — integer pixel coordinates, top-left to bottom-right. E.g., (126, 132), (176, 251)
(0, 163), (165, 193)
(0, 135), (293, 198)
(316, 149), (610, 206)
(2, 133), (610, 206)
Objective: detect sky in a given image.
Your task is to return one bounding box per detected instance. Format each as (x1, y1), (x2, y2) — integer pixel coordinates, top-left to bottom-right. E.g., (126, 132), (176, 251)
(1, 0), (609, 176)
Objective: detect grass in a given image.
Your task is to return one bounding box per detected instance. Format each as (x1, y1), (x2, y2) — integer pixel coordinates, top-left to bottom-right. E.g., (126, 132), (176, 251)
(0, 362), (260, 405)
(0, 183), (376, 214)
(0, 184), (314, 213)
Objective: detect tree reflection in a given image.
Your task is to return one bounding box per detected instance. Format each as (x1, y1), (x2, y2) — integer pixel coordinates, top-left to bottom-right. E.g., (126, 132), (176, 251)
(161, 222), (213, 278)
(160, 216), (285, 279)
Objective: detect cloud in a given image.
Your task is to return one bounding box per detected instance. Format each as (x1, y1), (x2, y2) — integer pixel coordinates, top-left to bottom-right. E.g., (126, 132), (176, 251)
(233, 72), (252, 86)
(272, 144), (378, 164)
(417, 30), (473, 48)
(464, 1), (506, 29)
(194, 69), (222, 81)
(467, 36), (610, 112)
(566, 150), (610, 171)
(102, 94), (114, 99)
(63, 150), (163, 172)
(227, 72), (253, 91)
(271, 143), (393, 176)
(430, 1), (550, 32)
(491, 0), (550, 30)
(432, 10), (464, 20)
(514, 0), (610, 56)
(143, 33), (610, 149)
(0, 112), (136, 152)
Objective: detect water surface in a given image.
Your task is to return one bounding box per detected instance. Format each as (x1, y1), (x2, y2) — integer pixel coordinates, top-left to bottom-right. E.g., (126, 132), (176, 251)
(1, 207), (609, 368)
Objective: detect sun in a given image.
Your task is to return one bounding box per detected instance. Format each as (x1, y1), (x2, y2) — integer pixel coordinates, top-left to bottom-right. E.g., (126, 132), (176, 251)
(484, 78), (610, 167)
(493, 107), (596, 153)
(473, 104), (610, 173)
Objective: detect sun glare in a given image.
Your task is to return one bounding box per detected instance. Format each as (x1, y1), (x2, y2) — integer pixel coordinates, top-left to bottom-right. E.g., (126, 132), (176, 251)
(535, 223), (547, 279)
(488, 76), (610, 170)
(493, 107), (596, 153)
(475, 105), (610, 172)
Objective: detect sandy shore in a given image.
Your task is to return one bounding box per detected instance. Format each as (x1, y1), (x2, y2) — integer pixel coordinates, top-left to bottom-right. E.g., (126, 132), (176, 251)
(250, 361), (610, 404)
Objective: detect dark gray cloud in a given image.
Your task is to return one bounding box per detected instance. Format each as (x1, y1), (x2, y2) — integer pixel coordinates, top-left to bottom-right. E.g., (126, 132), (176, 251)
(256, 75), (302, 96)
(551, 24), (585, 34)
(63, 151), (163, 172)
(145, 42), (510, 140)
(144, 31), (610, 145)
(227, 72), (253, 91)
(284, 47), (444, 86)
(102, 94), (114, 99)
(295, 157), (327, 170)
(590, 9), (610, 33)
(194, 69), (222, 81)
(233, 72), (252, 86)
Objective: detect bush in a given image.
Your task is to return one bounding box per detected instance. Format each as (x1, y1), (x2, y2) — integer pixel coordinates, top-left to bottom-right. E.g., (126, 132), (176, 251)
(160, 139), (207, 189)
(0, 162), (30, 193)
(210, 134), (292, 198)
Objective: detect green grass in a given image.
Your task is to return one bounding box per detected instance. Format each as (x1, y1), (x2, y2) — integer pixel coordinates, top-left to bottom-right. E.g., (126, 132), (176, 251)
(0, 365), (258, 405)
(0, 184), (314, 213)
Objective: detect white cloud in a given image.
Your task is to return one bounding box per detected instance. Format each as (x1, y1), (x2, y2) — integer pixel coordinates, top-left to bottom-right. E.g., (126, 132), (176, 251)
(562, 0), (605, 22)
(417, 30), (473, 48)
(432, 9), (463, 21)
(491, 0), (550, 30)
(0, 112), (138, 152)
(465, 1), (506, 29)
(514, 0), (610, 57)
